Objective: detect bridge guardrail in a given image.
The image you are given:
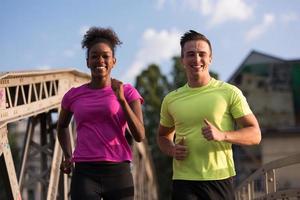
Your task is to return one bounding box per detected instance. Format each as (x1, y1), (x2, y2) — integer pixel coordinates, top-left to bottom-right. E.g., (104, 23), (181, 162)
(235, 153), (300, 200)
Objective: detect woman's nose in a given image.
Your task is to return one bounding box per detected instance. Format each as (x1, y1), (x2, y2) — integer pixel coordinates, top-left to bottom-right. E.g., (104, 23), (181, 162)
(97, 56), (105, 63)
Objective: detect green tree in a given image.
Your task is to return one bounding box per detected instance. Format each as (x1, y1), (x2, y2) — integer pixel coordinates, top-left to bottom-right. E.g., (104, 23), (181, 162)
(171, 56), (186, 89)
(210, 71), (219, 79)
(135, 64), (173, 200)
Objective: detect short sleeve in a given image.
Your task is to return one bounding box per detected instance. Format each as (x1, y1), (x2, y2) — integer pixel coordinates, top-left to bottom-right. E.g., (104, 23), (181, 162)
(160, 95), (174, 127)
(61, 87), (75, 111)
(123, 84), (144, 104)
(229, 86), (252, 119)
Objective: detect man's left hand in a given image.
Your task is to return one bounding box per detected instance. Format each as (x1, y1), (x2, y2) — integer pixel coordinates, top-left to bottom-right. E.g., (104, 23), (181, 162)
(201, 119), (226, 142)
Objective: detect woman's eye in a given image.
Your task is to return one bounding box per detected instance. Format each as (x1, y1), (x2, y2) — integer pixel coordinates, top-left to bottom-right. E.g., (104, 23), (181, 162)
(103, 54), (110, 59)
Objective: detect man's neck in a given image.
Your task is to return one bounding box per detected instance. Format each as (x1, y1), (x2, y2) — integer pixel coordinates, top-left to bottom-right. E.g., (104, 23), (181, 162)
(188, 74), (212, 88)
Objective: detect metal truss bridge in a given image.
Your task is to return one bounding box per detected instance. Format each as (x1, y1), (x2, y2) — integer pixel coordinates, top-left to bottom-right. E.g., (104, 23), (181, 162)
(0, 69), (157, 200)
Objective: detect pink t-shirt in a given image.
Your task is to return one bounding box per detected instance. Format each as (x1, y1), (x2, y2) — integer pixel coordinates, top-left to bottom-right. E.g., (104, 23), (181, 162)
(62, 83), (143, 162)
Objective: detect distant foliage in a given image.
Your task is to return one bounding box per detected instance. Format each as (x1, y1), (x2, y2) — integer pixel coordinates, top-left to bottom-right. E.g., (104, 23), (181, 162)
(135, 64), (173, 199)
(171, 56), (187, 89)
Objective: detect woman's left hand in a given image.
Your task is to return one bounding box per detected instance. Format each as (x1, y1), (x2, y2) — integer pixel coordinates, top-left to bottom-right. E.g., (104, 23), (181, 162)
(111, 78), (125, 102)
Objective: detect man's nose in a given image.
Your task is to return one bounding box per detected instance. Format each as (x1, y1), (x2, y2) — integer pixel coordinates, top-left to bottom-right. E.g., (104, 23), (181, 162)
(193, 54), (201, 63)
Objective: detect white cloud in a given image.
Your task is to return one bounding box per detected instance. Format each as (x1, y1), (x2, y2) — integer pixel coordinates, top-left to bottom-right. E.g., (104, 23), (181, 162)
(210, 0), (253, 26)
(245, 13), (275, 42)
(200, 0), (213, 16)
(155, 0), (253, 26)
(183, 0), (253, 27)
(122, 28), (181, 82)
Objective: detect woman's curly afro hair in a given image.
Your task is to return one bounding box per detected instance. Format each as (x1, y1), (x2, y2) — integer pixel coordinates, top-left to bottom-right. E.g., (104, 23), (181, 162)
(81, 27), (122, 57)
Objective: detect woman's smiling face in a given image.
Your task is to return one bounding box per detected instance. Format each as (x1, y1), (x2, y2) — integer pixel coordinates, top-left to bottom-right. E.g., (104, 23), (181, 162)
(86, 42), (116, 78)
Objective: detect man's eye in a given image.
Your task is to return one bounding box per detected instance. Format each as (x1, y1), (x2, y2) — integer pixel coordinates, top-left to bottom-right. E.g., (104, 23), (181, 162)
(198, 52), (207, 57)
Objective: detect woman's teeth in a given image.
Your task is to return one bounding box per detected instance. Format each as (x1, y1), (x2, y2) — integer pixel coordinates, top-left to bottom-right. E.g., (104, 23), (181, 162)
(95, 66), (106, 70)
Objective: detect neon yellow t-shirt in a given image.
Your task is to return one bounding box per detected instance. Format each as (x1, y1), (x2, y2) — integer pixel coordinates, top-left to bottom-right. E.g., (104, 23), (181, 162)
(160, 78), (252, 180)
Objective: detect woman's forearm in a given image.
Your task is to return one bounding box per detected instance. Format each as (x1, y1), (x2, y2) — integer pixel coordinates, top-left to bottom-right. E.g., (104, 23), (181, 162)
(119, 100), (145, 142)
(57, 126), (72, 159)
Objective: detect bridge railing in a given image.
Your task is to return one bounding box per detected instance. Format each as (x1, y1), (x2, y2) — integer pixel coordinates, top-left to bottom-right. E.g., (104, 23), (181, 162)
(235, 153), (300, 200)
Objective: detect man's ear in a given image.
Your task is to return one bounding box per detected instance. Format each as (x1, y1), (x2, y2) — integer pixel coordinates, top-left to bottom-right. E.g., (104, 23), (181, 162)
(180, 56), (186, 69)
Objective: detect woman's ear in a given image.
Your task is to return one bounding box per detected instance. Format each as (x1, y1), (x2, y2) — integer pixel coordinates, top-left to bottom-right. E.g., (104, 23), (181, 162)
(86, 58), (90, 68)
(112, 57), (117, 67)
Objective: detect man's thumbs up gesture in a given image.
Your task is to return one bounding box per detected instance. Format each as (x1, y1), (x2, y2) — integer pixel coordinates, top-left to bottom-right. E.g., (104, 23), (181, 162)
(201, 119), (226, 142)
(173, 137), (188, 160)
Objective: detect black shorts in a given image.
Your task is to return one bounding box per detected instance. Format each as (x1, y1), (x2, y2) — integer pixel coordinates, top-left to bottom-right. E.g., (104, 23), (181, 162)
(172, 178), (235, 200)
(70, 162), (134, 200)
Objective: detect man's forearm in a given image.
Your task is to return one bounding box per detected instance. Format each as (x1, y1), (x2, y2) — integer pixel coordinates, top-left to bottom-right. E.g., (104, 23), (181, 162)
(157, 135), (175, 157)
(224, 126), (261, 145)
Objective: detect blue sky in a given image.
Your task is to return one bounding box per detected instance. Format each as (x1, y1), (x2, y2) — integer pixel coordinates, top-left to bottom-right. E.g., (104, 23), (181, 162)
(1, 0), (300, 83)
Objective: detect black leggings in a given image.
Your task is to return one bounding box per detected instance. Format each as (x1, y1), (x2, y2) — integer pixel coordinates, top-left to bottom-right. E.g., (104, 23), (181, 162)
(70, 162), (134, 200)
(172, 178), (235, 200)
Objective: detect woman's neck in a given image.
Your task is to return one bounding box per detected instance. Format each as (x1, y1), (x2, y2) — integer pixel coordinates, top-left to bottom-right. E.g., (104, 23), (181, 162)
(89, 77), (111, 89)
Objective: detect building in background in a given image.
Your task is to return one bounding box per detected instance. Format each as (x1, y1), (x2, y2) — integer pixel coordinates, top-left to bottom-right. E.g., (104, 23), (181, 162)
(229, 50), (300, 189)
